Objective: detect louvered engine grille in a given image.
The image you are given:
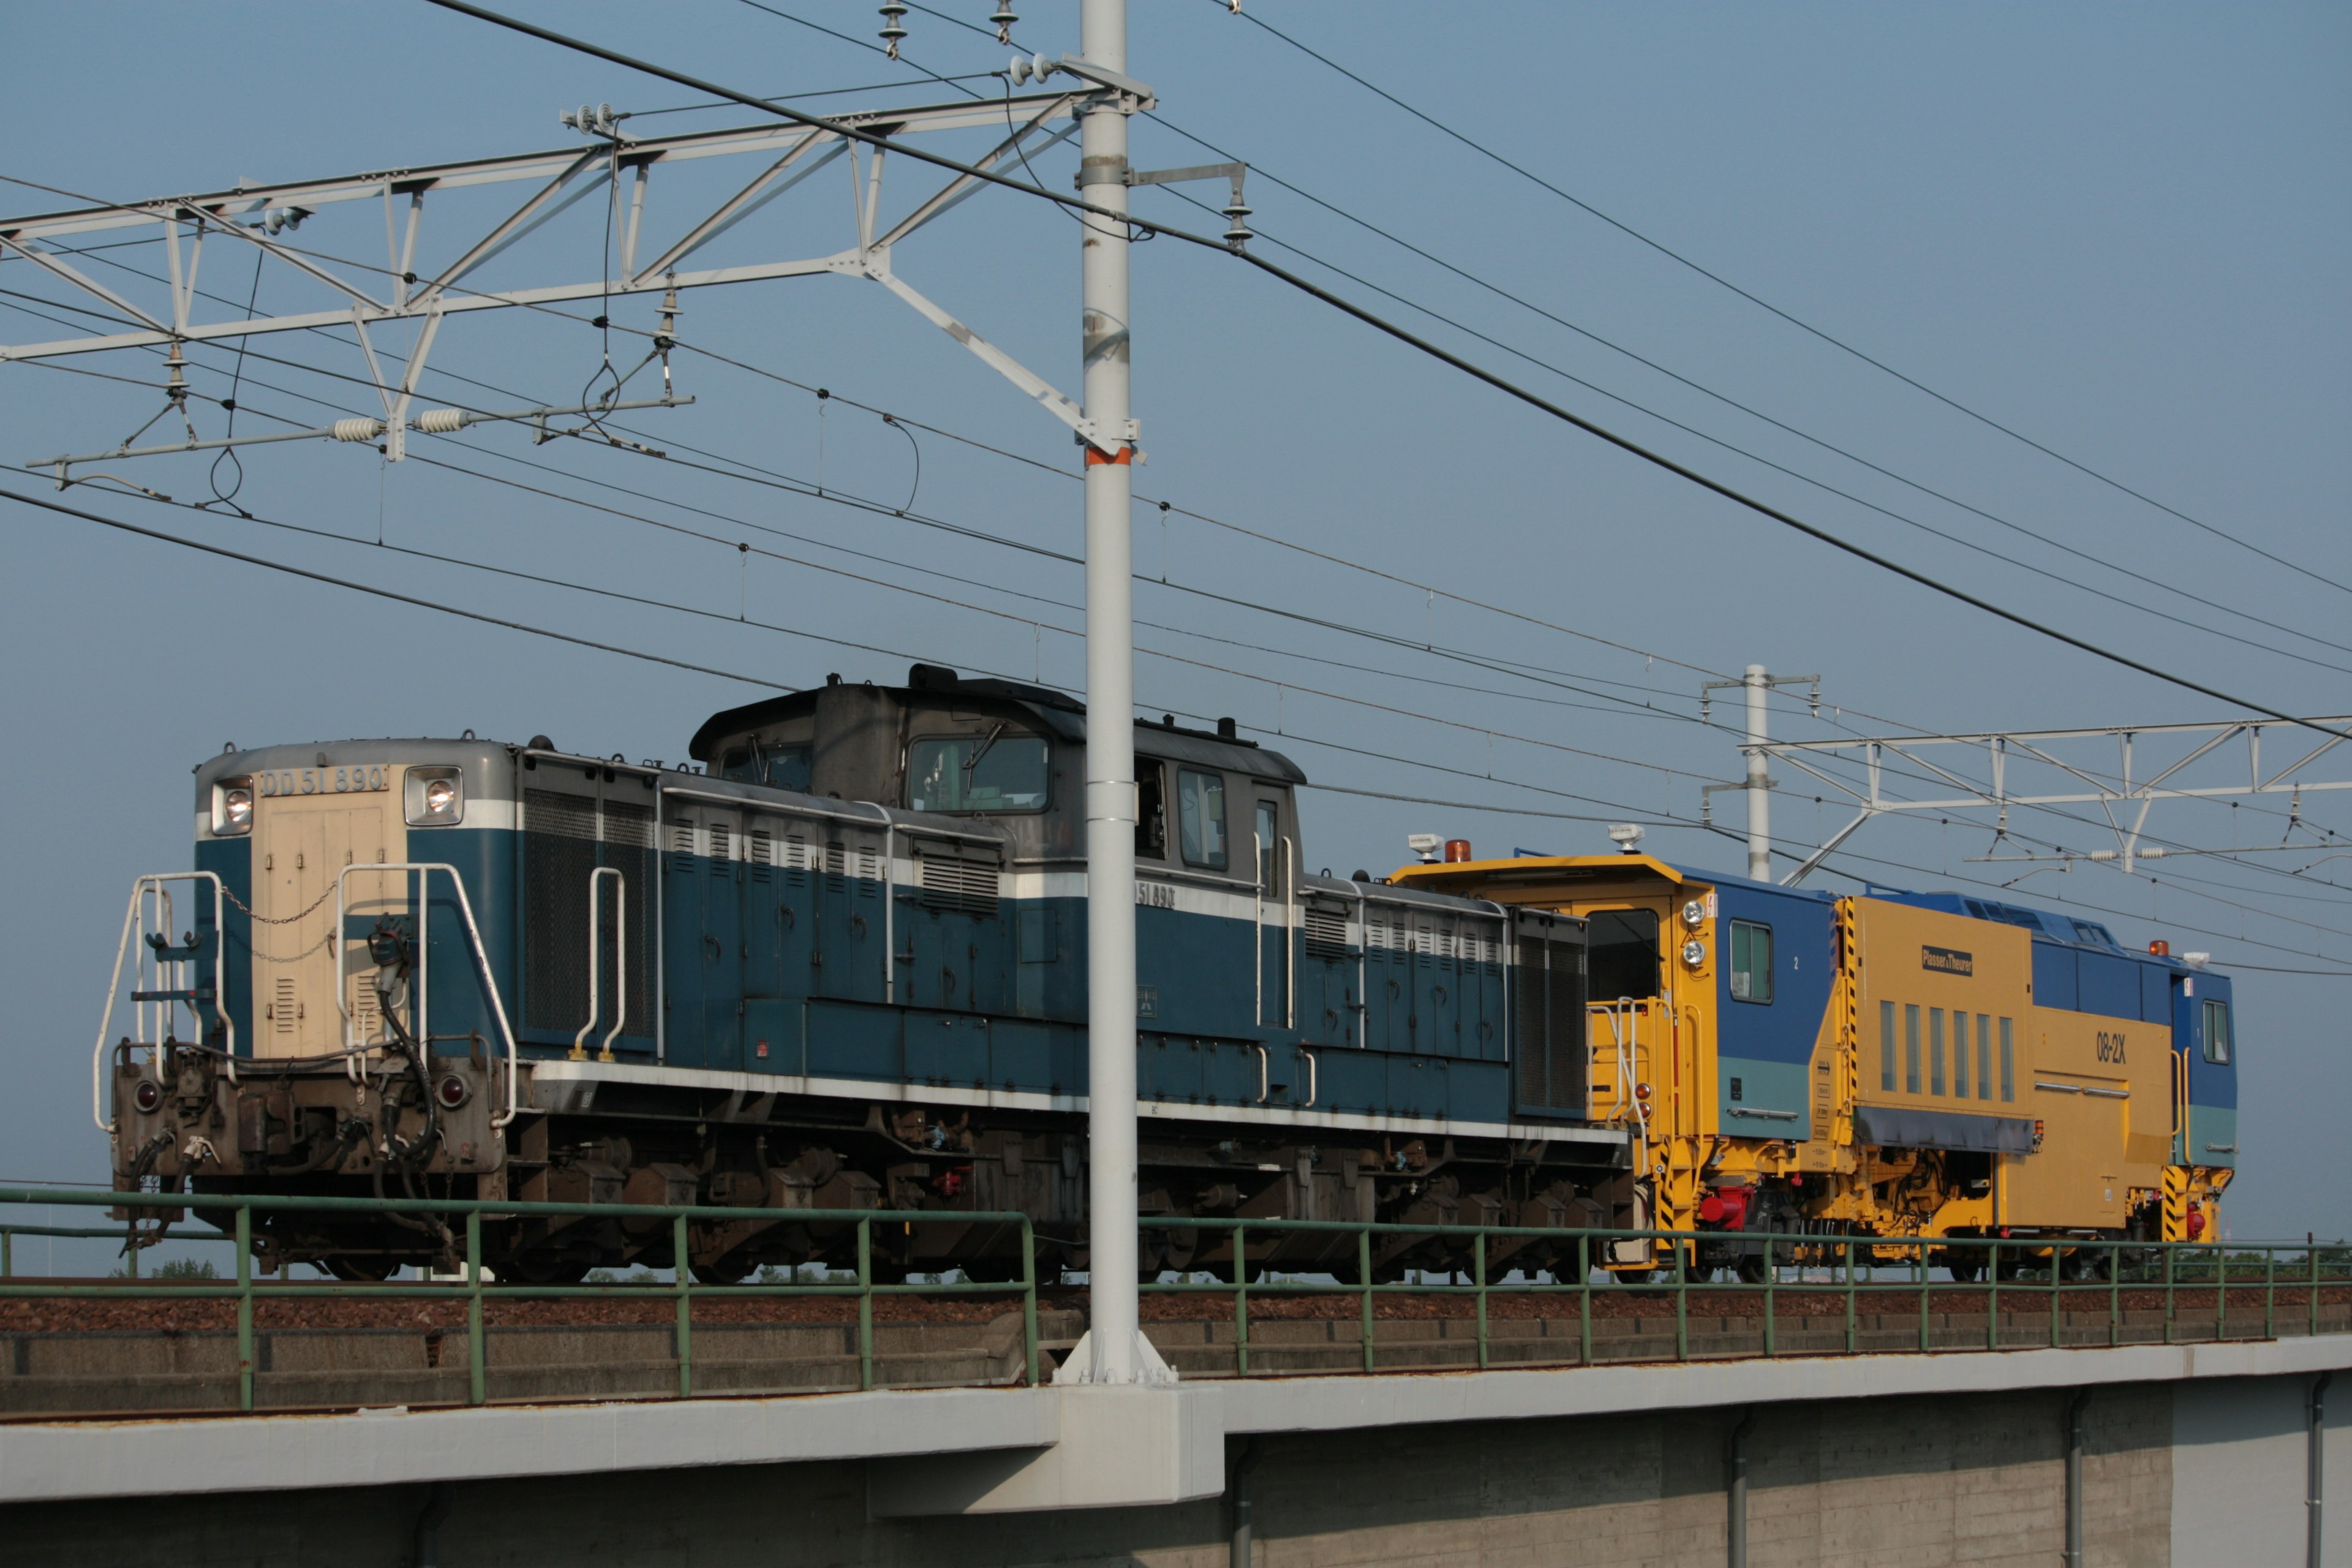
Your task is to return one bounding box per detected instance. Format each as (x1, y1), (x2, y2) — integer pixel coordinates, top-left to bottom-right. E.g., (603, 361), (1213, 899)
(1303, 907), (1350, 960)
(918, 854), (1000, 916)
(523, 788), (652, 1038)
(1513, 935), (1588, 1117)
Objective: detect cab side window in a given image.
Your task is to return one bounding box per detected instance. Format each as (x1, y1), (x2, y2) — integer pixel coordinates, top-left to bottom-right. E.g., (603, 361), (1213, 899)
(1136, 760), (1167, 860)
(1178, 768), (1227, 870)
(1727, 919), (1773, 1003)
(2202, 998), (2232, 1064)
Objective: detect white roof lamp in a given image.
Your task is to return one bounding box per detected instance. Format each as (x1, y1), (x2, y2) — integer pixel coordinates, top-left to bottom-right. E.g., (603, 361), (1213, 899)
(1608, 823), (1646, 855)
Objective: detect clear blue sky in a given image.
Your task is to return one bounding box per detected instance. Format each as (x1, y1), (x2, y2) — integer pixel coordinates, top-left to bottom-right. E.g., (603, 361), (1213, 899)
(1, 2), (2345, 1245)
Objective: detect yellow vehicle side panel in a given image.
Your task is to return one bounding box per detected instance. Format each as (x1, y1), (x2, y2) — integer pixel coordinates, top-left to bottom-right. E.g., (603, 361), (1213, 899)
(2006, 1002), (2163, 1229)
(1847, 898), (2030, 1113)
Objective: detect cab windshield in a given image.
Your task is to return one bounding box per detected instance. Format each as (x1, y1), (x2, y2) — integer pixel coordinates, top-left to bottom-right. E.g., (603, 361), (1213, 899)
(718, 742), (812, 792)
(907, 733), (1050, 813)
(1586, 908), (1662, 1000)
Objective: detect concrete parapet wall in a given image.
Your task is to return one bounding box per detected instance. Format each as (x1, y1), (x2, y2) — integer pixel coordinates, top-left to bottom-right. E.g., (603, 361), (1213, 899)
(0, 1311), (1074, 1416)
(4, 1302), (2340, 1417)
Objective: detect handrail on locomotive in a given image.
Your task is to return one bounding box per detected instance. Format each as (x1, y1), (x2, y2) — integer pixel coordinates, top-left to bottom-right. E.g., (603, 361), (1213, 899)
(96, 862), (521, 1133)
(92, 871), (235, 1131)
(332, 863), (520, 1128)
(569, 865), (627, 1064)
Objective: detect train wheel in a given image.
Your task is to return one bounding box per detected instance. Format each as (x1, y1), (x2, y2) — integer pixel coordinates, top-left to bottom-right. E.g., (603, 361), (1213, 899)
(507, 1250), (592, 1286)
(690, 1254), (756, 1286)
(1945, 1253), (1986, 1284)
(2062, 1248), (2109, 1283)
(322, 1254), (399, 1283)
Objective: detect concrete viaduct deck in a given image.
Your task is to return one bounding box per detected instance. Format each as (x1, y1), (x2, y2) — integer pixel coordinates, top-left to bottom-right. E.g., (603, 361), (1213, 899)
(5, 1330), (2345, 1566)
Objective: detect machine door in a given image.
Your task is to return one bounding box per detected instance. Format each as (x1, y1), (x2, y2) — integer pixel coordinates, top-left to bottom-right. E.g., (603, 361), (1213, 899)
(2170, 972), (2237, 1168)
(2168, 973), (2193, 1165)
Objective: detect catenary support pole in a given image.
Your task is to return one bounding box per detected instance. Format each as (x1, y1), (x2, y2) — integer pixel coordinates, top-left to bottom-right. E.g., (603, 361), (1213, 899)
(1726, 1406), (1757, 1568)
(1744, 665), (1771, 881)
(1230, 1438), (1262, 1568)
(2312, 1371), (2331, 1568)
(1077, 0), (1143, 1385)
(2063, 1387), (2092, 1568)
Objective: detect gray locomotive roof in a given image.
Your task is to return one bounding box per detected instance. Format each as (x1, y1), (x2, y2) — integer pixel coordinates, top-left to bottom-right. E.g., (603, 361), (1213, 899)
(194, 738), (518, 797)
(690, 665), (1306, 785)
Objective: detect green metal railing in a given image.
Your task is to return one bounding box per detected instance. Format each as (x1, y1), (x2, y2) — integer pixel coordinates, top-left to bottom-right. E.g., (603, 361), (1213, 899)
(0, 1187), (1037, 1413)
(1136, 1216), (2352, 1376)
(0, 1222), (235, 1278)
(3, 1188), (2343, 1412)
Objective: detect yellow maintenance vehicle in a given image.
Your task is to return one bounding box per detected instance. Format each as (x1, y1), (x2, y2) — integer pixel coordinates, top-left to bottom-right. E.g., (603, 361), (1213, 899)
(1390, 853), (2236, 1278)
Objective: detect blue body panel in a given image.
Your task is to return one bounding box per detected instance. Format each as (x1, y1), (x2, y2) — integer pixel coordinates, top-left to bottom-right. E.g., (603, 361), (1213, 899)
(192, 837), (252, 1049)
(1708, 875), (1838, 1140)
(466, 830), (1543, 1128)
(416, 829), (517, 1055)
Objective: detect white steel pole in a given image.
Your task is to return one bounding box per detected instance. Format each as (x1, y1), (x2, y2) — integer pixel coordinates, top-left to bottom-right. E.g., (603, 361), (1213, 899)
(1745, 665), (1771, 881)
(1077, 0), (1141, 1384)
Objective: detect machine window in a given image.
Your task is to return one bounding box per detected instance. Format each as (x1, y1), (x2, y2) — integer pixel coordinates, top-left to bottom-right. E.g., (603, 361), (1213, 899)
(1999, 1017), (2015, 1101)
(1135, 760), (1167, 860)
(1727, 920), (1773, 1003)
(1905, 1004), (1922, 1094)
(1976, 1014), (1992, 1102)
(1880, 1000), (1896, 1091)
(907, 732), (1050, 814)
(2202, 998), (2232, 1064)
(1586, 909), (1662, 1001)
(1954, 1012), (1970, 1098)
(1256, 800), (1281, 889)
(1178, 768), (1227, 870)
(718, 742), (812, 793)
(1929, 1008), (1946, 1096)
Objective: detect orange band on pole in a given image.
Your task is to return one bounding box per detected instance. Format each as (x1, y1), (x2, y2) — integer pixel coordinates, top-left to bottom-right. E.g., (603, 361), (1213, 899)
(1084, 445), (1134, 466)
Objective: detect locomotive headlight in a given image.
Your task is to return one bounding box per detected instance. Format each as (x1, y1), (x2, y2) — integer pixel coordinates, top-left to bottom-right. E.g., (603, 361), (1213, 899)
(404, 766), (464, 826)
(1681, 937), (1706, 967)
(215, 777), (255, 835)
(1681, 899), (1706, 928)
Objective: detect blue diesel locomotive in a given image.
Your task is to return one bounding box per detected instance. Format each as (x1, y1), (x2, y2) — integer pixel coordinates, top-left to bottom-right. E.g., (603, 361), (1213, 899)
(105, 665), (1617, 1281)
